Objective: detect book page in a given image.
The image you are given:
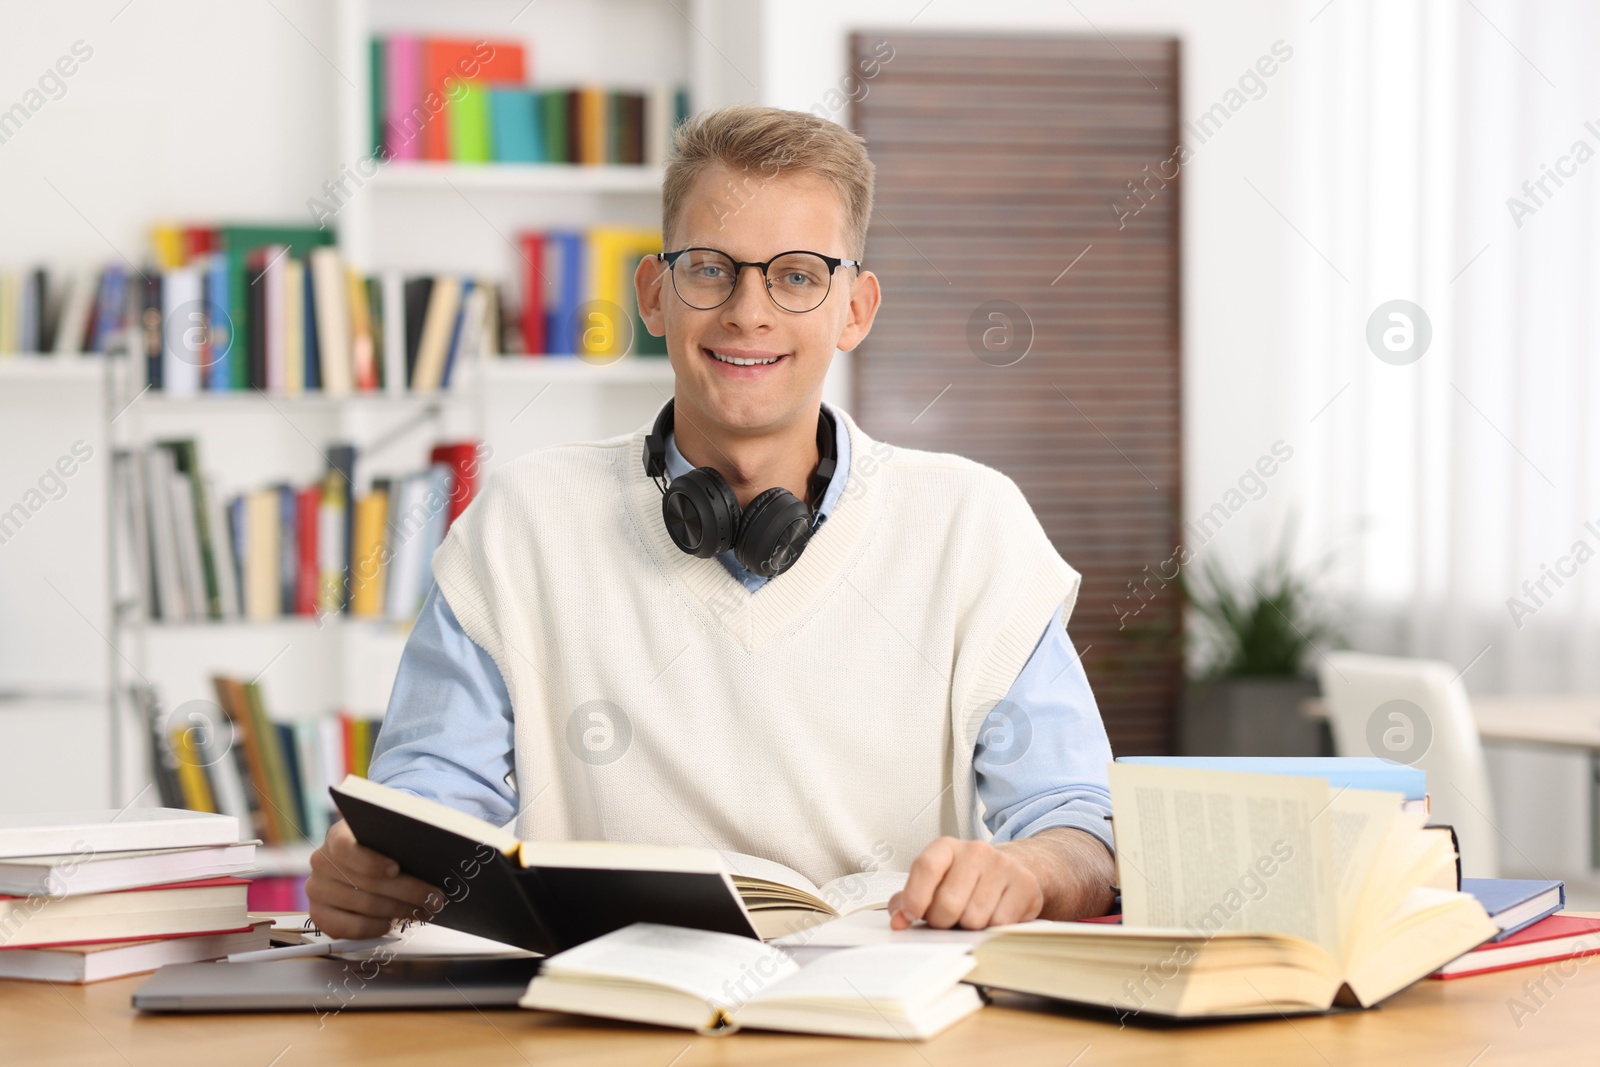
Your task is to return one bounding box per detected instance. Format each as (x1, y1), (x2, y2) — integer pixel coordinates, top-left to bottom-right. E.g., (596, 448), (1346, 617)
(1108, 763), (1337, 954)
(747, 944), (975, 1007)
(719, 852), (822, 897)
(817, 869), (909, 916)
(538, 922), (799, 1010)
(1323, 788), (1400, 957)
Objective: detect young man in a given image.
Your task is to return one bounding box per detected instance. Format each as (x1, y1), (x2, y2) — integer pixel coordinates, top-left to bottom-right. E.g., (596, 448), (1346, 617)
(307, 106), (1117, 939)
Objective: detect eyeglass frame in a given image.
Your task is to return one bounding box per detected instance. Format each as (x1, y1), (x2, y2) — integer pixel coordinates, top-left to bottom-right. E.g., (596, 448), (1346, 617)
(657, 247), (863, 313)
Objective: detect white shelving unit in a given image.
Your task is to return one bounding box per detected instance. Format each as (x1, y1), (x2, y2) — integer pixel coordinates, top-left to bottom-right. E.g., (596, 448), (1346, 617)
(0, 1), (819, 842)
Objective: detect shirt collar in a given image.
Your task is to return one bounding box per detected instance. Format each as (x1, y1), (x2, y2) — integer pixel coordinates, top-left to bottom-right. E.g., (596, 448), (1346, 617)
(663, 400), (853, 525)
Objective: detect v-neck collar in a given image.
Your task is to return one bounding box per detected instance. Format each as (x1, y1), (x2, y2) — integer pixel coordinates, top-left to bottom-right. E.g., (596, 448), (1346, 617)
(622, 403), (884, 652)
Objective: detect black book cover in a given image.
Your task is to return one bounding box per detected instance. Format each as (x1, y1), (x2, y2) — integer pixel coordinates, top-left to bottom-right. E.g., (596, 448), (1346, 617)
(247, 254), (267, 390)
(330, 786), (761, 955)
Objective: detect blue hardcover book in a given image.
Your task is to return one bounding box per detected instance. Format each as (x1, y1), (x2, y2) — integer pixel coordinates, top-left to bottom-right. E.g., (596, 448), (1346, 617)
(489, 89), (540, 162)
(1114, 756), (1427, 803)
(545, 231), (584, 356)
(205, 253), (232, 391)
(1461, 878), (1565, 942)
(92, 265), (126, 352)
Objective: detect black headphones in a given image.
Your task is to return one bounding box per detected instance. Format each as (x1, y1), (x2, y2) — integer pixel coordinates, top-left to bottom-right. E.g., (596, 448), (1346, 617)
(643, 399), (837, 579)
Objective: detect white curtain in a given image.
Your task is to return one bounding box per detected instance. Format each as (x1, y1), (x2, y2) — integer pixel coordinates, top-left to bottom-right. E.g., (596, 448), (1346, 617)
(1290, 0), (1600, 696)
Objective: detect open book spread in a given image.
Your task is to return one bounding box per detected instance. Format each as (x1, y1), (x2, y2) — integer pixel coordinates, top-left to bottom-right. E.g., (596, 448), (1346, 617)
(519, 922), (982, 1039)
(966, 763), (1497, 1019)
(330, 776), (906, 952)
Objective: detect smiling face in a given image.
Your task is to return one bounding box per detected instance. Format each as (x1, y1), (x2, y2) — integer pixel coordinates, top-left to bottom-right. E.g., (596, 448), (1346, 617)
(636, 164), (881, 440)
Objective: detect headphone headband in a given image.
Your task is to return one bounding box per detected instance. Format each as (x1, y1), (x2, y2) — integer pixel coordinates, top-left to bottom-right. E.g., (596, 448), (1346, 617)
(643, 399), (837, 510)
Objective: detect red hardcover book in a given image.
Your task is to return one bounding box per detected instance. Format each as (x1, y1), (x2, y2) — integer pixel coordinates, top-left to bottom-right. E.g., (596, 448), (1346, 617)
(429, 441), (482, 526)
(518, 232), (545, 355)
(181, 226), (219, 264)
(294, 484), (321, 614)
(1432, 913), (1600, 979)
(421, 39), (527, 161)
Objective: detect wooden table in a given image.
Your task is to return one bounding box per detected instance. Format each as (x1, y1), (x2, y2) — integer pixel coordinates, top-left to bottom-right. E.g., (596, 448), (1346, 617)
(4, 950), (1598, 1067)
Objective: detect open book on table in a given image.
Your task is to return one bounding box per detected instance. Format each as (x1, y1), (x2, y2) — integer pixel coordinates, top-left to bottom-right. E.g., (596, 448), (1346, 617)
(966, 763), (1497, 1020)
(329, 776), (907, 954)
(520, 922), (982, 1039)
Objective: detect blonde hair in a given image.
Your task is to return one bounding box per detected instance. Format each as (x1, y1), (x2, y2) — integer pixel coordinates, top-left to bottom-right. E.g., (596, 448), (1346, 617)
(663, 106), (876, 259)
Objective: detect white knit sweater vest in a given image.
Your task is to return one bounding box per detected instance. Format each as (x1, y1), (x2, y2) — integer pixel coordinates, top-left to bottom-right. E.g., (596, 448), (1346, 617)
(431, 404), (1082, 886)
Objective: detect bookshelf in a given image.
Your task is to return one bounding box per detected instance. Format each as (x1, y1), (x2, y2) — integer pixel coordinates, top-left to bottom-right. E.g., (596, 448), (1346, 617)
(44, 0), (769, 872)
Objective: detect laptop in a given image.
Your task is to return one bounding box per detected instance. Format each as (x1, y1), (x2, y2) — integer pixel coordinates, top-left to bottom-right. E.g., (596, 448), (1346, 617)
(132, 957), (544, 1012)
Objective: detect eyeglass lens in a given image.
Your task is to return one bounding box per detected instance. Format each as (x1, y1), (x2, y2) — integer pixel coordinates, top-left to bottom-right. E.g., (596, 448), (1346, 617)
(670, 250), (835, 313)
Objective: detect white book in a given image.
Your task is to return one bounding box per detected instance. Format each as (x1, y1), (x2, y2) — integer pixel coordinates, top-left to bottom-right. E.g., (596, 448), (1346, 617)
(114, 452), (152, 620)
(0, 809), (239, 860)
(165, 460), (207, 621)
(160, 266), (202, 394)
(292, 720), (329, 844)
(409, 275), (461, 392)
(309, 247), (352, 395)
(382, 473), (428, 620)
(521, 923), (982, 1039)
(264, 246), (286, 392)
(283, 257), (305, 395)
(141, 448), (188, 620)
(0, 842), (259, 897)
(646, 83), (675, 167)
(53, 269), (97, 356)
(381, 268), (406, 395)
(203, 475), (240, 619)
(0, 920), (271, 984)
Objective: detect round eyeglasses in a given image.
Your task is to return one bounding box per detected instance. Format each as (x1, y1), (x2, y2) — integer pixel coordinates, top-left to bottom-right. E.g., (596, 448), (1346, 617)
(659, 247), (861, 315)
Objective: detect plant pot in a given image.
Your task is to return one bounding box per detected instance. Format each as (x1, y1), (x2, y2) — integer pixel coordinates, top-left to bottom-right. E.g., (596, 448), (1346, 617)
(1177, 675), (1329, 757)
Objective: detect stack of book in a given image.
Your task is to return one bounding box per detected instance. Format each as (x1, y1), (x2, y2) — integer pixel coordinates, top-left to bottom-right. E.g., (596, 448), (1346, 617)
(114, 436), (482, 624)
(370, 33), (688, 166)
(145, 224), (500, 395)
(0, 809), (265, 983)
(514, 226), (666, 358)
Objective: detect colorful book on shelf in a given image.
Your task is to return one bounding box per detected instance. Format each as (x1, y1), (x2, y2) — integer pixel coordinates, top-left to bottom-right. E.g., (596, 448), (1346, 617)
(449, 81), (493, 163)
(214, 225), (335, 391)
(420, 39), (527, 162)
(383, 33), (423, 161)
(489, 88), (541, 163)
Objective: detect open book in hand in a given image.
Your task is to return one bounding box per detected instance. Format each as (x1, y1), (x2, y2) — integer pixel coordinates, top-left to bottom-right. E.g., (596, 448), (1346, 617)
(967, 763), (1498, 1020)
(329, 776), (907, 955)
(520, 922), (982, 1039)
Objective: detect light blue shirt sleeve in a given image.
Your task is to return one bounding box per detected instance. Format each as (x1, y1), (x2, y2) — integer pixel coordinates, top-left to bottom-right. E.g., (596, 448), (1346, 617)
(975, 601), (1115, 854)
(367, 583), (518, 826)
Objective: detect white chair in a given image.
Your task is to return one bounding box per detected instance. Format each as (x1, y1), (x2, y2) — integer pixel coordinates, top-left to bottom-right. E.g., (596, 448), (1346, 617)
(1316, 652), (1500, 878)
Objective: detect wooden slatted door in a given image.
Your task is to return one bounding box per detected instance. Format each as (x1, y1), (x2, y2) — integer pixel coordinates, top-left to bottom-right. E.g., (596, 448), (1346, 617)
(850, 33), (1182, 753)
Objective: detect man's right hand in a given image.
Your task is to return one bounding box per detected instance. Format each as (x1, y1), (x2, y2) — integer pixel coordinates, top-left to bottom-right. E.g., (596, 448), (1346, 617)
(306, 820), (445, 939)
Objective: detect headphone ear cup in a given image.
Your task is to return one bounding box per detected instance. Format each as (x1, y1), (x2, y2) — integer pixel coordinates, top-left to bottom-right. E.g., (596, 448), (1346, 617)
(735, 487), (815, 578)
(661, 467), (742, 558)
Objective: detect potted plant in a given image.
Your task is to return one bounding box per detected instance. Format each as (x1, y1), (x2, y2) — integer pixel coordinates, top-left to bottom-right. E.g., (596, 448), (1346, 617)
(1177, 523), (1339, 757)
